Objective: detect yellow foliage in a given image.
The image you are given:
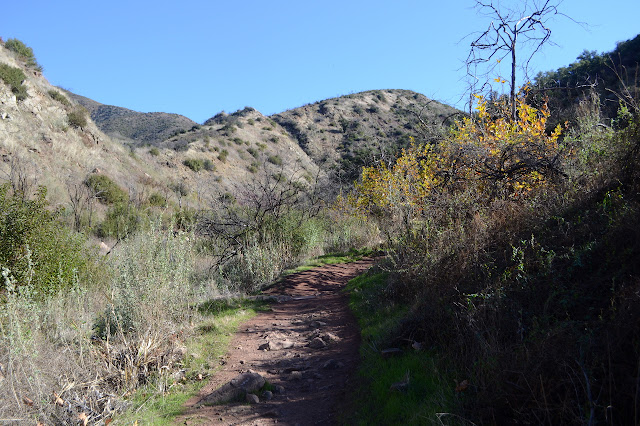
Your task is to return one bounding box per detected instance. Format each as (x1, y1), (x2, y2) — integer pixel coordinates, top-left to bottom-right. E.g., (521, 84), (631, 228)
(347, 90), (566, 219)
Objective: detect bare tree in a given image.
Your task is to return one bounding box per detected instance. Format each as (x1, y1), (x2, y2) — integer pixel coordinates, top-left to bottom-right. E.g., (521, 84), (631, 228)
(0, 157), (39, 200)
(466, 0), (565, 119)
(197, 162), (327, 268)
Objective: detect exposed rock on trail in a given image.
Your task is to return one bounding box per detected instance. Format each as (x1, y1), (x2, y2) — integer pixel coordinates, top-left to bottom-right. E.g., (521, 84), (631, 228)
(178, 259), (375, 425)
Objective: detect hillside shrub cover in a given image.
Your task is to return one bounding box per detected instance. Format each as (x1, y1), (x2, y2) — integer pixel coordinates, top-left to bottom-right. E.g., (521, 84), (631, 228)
(343, 88), (640, 424)
(4, 38), (42, 71)
(47, 89), (71, 107)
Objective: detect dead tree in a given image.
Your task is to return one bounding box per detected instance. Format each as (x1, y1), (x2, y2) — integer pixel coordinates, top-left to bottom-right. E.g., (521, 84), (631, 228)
(466, 0), (565, 120)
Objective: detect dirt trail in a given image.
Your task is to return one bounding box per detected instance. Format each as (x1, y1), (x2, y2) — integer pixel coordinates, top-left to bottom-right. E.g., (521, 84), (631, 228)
(177, 259), (375, 425)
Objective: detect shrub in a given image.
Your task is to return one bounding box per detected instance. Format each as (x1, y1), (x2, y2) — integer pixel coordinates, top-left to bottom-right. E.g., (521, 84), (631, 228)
(218, 149), (229, 163)
(247, 162), (259, 173)
(47, 89), (71, 107)
(267, 155), (283, 166)
(183, 158), (204, 172)
(0, 185), (97, 296)
(203, 159), (215, 171)
(246, 147), (259, 158)
(98, 203), (144, 240)
(67, 108), (88, 129)
(148, 147), (160, 156)
(4, 38), (42, 71)
(0, 63), (28, 101)
(147, 192), (167, 207)
(84, 174), (129, 205)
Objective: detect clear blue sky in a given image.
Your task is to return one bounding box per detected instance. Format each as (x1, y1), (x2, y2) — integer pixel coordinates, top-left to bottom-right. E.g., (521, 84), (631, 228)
(2, 1), (638, 123)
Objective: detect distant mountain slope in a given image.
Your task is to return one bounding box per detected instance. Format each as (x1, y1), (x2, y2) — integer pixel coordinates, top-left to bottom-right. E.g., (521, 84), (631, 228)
(65, 91), (197, 145)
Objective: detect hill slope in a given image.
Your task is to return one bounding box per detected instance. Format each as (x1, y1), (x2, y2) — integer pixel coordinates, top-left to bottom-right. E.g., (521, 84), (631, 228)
(66, 91), (197, 145)
(272, 90), (459, 182)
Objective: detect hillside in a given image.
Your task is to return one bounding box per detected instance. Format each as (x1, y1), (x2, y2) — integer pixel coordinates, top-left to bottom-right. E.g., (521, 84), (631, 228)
(0, 39), (321, 213)
(0, 41), (160, 205)
(272, 89), (459, 182)
(533, 33), (640, 128)
(66, 91), (198, 145)
(71, 86), (460, 188)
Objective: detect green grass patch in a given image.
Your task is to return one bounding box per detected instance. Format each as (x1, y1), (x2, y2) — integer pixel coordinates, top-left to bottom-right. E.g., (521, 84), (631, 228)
(118, 298), (269, 424)
(342, 272), (458, 425)
(282, 247), (373, 276)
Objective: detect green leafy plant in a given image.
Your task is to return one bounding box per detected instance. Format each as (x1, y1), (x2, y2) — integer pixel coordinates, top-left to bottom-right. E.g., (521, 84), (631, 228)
(267, 155), (282, 166)
(98, 203), (144, 240)
(183, 158), (204, 172)
(0, 63), (28, 100)
(0, 185), (97, 296)
(84, 174), (129, 205)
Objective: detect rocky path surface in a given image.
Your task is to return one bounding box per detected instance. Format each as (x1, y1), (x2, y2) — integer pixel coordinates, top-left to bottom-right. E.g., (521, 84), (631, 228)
(177, 259), (375, 425)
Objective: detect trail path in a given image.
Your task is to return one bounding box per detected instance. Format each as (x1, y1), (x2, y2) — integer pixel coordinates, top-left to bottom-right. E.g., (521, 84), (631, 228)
(177, 259), (375, 425)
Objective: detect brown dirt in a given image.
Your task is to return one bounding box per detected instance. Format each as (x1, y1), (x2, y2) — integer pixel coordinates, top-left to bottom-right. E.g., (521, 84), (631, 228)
(176, 259), (375, 425)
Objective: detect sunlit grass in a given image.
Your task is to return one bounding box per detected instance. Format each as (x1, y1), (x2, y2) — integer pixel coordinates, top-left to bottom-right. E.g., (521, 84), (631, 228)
(116, 298), (269, 425)
(282, 247), (375, 276)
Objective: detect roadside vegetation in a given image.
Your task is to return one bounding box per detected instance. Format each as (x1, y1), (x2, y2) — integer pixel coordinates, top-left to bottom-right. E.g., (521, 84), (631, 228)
(0, 158), (376, 424)
(337, 35), (640, 424)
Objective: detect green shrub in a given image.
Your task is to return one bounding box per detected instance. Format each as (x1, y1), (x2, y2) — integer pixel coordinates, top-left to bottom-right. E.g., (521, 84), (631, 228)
(267, 155), (283, 166)
(0, 63), (28, 101)
(247, 162), (259, 173)
(67, 108), (88, 128)
(47, 89), (71, 107)
(0, 185), (97, 296)
(218, 149), (229, 163)
(246, 147), (259, 158)
(98, 203), (144, 240)
(183, 158), (204, 172)
(4, 38), (42, 71)
(84, 174), (129, 205)
(147, 192), (167, 207)
(148, 147), (160, 156)
(203, 159), (215, 171)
